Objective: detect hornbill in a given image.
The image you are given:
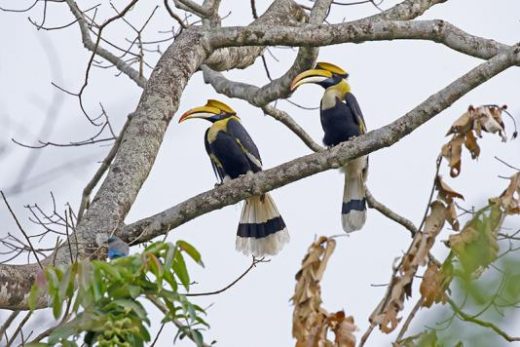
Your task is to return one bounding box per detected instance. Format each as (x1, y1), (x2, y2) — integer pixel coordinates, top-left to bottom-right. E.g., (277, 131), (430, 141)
(290, 62), (368, 233)
(179, 99), (289, 257)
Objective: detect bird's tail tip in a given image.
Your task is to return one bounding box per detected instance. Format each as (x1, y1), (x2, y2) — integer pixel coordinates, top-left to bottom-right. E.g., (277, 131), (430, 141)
(342, 204), (367, 233)
(342, 176), (367, 233)
(235, 193), (289, 257)
(342, 156), (368, 233)
(236, 228), (290, 257)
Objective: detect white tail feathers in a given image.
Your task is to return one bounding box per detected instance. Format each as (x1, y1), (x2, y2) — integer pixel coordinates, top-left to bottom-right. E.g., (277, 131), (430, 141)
(235, 193), (289, 257)
(341, 156), (368, 233)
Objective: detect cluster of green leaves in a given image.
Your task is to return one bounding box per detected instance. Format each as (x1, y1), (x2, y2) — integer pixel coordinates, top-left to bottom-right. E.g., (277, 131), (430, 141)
(28, 240), (208, 347)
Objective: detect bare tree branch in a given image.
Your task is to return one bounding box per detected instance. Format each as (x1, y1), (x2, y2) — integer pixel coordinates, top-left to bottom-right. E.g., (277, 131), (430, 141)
(365, 188), (418, 236)
(123, 45), (519, 244)
(64, 0), (147, 88)
(1, 192), (43, 269)
(185, 257), (269, 297)
(0, 311), (19, 342)
(209, 20), (517, 63)
(204, 0), (447, 107)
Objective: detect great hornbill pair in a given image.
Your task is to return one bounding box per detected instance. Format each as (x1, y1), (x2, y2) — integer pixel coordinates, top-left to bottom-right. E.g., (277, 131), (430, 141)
(179, 62), (367, 257)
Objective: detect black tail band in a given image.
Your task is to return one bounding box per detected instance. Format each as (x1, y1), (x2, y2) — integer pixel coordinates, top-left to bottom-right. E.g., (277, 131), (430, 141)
(237, 216), (286, 239)
(342, 199), (366, 214)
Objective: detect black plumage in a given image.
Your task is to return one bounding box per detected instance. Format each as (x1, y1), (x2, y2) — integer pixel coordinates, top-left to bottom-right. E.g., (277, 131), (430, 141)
(179, 101), (289, 256)
(321, 93), (366, 147)
(204, 118), (262, 181)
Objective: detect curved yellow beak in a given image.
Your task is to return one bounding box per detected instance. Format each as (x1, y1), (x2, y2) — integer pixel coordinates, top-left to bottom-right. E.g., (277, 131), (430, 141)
(179, 105), (220, 123)
(290, 69), (333, 92)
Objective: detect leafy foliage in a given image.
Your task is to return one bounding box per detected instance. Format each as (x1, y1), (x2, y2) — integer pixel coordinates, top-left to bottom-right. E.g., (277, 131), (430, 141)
(28, 241), (207, 347)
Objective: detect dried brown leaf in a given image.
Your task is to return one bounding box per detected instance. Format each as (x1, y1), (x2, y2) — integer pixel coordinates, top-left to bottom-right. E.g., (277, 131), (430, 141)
(435, 176), (464, 202)
(292, 237), (338, 346)
(371, 201), (447, 334)
(446, 201), (460, 231)
(446, 107), (474, 135)
(492, 172), (520, 214)
(330, 312), (357, 347)
(443, 105), (511, 177)
(379, 306), (401, 334)
(420, 262), (449, 307)
(441, 134), (464, 177)
(464, 130), (480, 159)
(477, 105), (508, 141)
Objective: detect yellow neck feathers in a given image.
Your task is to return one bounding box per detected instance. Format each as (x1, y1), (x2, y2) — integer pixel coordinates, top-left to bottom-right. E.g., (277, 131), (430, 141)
(322, 80), (351, 110)
(207, 116), (239, 143)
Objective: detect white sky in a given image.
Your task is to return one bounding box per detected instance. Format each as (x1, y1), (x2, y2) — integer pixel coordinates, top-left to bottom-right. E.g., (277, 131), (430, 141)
(1, 0), (520, 346)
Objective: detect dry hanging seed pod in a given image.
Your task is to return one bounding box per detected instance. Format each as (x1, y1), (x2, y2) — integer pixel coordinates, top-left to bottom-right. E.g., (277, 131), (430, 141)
(291, 237), (357, 347)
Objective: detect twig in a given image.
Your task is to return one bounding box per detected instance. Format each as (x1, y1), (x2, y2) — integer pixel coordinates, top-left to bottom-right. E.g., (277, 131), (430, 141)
(250, 0), (258, 19)
(0, 0), (38, 12)
(76, 0), (140, 124)
(21, 311), (72, 345)
(495, 156), (520, 171)
(284, 98), (320, 110)
(1, 192), (43, 269)
(395, 297), (424, 343)
(164, 0), (187, 29)
(5, 311), (32, 347)
(185, 257), (269, 297)
(0, 311), (19, 342)
(146, 295), (211, 347)
(260, 54), (273, 81)
(150, 322), (166, 347)
(358, 324), (374, 347)
(262, 105), (324, 152)
(365, 187), (418, 236)
(448, 298), (520, 342)
(64, 210), (74, 262)
(418, 155), (442, 232)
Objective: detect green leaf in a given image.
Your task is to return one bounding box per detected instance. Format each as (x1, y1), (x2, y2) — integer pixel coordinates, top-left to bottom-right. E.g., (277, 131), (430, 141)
(46, 268), (60, 295)
(192, 329), (204, 347)
(177, 240), (204, 267)
(110, 299), (147, 319)
(93, 261), (122, 281)
(173, 251), (190, 291)
(61, 340), (78, 347)
(144, 242), (167, 254)
(147, 253), (164, 283)
(112, 284), (142, 299)
(59, 265), (74, 302)
(163, 270), (178, 292)
(91, 267), (104, 302)
(48, 321), (80, 344)
(164, 244), (176, 270)
(28, 284), (41, 310)
(52, 291), (63, 319)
